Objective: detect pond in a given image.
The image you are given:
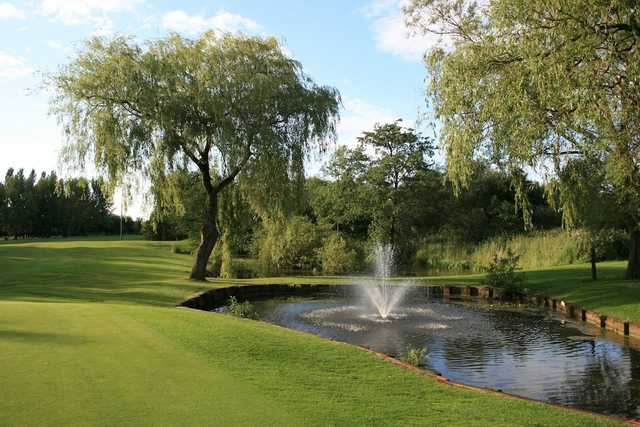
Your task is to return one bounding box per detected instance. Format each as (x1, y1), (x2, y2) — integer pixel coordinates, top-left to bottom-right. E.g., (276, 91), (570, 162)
(249, 294), (640, 419)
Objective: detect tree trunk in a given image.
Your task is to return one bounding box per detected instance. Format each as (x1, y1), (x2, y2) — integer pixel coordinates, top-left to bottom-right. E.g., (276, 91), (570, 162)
(625, 229), (640, 280)
(189, 190), (219, 281)
(590, 244), (597, 281)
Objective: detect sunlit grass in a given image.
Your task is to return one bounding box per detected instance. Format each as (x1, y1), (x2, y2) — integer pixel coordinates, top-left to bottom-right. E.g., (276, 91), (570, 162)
(0, 238), (627, 426)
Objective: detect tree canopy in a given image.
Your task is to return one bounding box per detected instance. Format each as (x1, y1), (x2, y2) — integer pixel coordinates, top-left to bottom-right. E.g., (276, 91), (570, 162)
(49, 32), (341, 279)
(405, 0), (640, 278)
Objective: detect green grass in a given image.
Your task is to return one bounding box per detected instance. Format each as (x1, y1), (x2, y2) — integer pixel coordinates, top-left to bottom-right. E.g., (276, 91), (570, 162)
(0, 238), (631, 426)
(422, 262), (640, 322)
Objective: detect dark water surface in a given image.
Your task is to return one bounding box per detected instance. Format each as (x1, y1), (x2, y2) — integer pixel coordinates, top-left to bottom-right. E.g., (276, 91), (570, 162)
(251, 295), (640, 419)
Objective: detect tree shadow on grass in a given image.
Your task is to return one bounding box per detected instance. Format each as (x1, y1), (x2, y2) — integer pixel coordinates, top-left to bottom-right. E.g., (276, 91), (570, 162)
(0, 330), (91, 345)
(0, 245), (211, 307)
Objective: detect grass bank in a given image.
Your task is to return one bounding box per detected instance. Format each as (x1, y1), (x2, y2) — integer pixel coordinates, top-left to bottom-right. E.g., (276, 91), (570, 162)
(422, 262), (640, 323)
(0, 237), (631, 426)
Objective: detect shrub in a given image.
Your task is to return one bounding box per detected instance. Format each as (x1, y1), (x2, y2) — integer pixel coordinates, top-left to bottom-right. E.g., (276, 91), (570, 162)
(414, 245), (475, 273)
(319, 233), (357, 274)
(170, 240), (196, 255)
(232, 258), (259, 278)
(575, 228), (629, 263)
(483, 248), (525, 297)
(255, 216), (321, 274)
(403, 345), (427, 367)
(227, 296), (257, 319)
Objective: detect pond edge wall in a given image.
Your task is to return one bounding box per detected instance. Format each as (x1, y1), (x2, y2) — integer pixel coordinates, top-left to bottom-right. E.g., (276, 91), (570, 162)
(178, 283), (640, 339)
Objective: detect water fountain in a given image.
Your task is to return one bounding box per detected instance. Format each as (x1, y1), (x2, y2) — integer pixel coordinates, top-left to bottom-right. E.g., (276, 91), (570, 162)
(225, 242), (640, 418)
(360, 244), (409, 320)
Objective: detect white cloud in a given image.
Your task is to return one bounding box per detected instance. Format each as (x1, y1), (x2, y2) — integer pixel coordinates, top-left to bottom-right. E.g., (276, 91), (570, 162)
(39, 0), (142, 25)
(337, 98), (400, 148)
(162, 9), (259, 36)
(0, 2), (24, 19)
(0, 51), (33, 78)
(363, 0), (448, 62)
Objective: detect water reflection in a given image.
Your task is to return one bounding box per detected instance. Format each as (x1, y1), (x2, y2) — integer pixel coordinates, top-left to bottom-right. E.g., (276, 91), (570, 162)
(253, 297), (640, 419)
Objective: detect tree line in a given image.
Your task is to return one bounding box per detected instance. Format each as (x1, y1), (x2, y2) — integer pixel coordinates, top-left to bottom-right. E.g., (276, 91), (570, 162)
(45, 6), (640, 280)
(0, 168), (140, 239)
(146, 122), (563, 275)
(404, 0), (640, 278)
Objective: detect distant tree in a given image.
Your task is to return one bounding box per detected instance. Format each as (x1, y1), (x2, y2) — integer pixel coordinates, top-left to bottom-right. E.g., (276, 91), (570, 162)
(89, 178), (112, 233)
(406, 0), (640, 278)
(0, 181), (7, 237)
(308, 146), (372, 239)
(4, 169), (31, 238)
(48, 33), (340, 280)
(0, 168), (122, 238)
(357, 121), (435, 264)
(439, 163), (559, 243)
(550, 156), (627, 280)
(34, 172), (59, 237)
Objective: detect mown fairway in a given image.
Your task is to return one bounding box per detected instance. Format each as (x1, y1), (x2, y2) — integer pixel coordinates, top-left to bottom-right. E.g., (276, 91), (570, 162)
(0, 238), (630, 426)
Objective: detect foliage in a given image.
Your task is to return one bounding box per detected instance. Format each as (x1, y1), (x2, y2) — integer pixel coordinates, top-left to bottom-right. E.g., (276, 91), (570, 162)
(417, 229), (630, 274)
(308, 147), (373, 241)
(403, 345), (427, 368)
(219, 232), (234, 279)
(254, 216), (322, 274)
(230, 258), (260, 279)
(48, 32), (340, 279)
(414, 245), (474, 274)
(308, 145), (559, 272)
(226, 296), (257, 319)
(0, 167), (138, 238)
(359, 121), (435, 267)
(483, 248), (525, 297)
(318, 233), (358, 275)
(405, 0), (640, 278)
(170, 242), (194, 255)
(438, 163), (560, 244)
(147, 169), (206, 241)
(575, 229), (630, 264)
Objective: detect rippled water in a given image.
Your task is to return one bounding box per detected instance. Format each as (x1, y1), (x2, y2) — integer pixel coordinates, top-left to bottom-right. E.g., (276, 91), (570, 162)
(252, 296), (640, 419)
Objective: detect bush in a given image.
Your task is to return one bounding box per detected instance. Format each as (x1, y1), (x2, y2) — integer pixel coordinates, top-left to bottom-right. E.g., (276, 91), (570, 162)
(575, 228), (629, 262)
(483, 248), (525, 297)
(227, 296), (257, 319)
(171, 240), (197, 255)
(319, 233), (357, 274)
(232, 258), (259, 278)
(414, 245), (475, 273)
(403, 345), (427, 367)
(254, 216), (321, 274)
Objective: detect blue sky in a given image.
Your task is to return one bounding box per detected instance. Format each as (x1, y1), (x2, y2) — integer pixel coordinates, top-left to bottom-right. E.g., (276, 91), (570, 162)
(0, 0), (441, 217)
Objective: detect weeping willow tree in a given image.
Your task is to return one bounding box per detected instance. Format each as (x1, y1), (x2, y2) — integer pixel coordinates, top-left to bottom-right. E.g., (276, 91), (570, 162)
(48, 32), (340, 280)
(406, 0), (640, 279)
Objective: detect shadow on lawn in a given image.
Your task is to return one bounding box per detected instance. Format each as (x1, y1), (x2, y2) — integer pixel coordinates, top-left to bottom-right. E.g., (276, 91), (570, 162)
(0, 244), (212, 307)
(0, 330), (90, 345)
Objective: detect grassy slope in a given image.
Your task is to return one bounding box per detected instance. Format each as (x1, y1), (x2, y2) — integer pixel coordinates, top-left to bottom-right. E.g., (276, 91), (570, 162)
(0, 238), (628, 426)
(421, 262), (640, 322)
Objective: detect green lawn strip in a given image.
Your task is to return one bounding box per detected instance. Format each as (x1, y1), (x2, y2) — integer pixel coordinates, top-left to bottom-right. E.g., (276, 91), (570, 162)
(418, 262), (640, 323)
(136, 306), (620, 426)
(0, 301), (300, 426)
(0, 239), (632, 425)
